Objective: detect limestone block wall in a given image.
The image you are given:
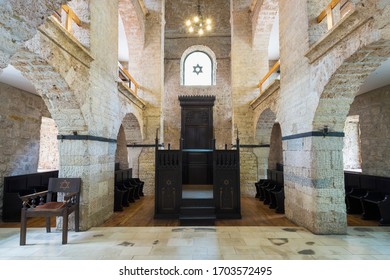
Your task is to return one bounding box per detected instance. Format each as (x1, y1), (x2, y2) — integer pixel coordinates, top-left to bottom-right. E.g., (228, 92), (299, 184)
(135, 1), (164, 195)
(164, 0), (232, 149)
(0, 83), (50, 217)
(139, 147), (156, 195)
(278, 0), (348, 234)
(268, 123), (283, 170)
(343, 115), (361, 170)
(349, 85), (390, 177)
(232, 0), (270, 195)
(240, 148), (258, 197)
(38, 116), (59, 171)
(164, 37), (232, 148)
(0, 0), (67, 68)
(115, 125), (129, 170)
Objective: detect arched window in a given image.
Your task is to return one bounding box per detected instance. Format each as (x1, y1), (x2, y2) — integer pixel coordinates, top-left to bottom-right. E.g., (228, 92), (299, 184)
(181, 46), (217, 86)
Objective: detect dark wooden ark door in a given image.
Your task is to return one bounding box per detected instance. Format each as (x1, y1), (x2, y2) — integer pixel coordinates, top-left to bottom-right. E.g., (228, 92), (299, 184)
(179, 96), (215, 185)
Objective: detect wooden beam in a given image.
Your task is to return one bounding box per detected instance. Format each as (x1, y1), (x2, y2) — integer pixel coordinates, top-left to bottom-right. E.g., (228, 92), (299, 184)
(258, 60), (280, 93)
(62, 4), (81, 33)
(317, 0), (341, 24)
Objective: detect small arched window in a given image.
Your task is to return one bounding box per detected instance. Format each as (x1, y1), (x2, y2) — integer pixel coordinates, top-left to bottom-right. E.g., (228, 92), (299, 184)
(181, 46), (217, 86)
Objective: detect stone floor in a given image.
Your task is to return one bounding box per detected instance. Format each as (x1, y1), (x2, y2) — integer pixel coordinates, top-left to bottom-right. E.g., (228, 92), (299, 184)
(1, 226), (390, 260)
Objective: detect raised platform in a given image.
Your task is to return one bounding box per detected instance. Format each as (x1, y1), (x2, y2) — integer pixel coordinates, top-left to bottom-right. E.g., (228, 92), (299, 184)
(182, 184), (213, 199)
(180, 185), (215, 226)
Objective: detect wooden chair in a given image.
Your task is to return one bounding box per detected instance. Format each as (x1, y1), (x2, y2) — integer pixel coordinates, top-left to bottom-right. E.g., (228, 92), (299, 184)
(19, 178), (81, 245)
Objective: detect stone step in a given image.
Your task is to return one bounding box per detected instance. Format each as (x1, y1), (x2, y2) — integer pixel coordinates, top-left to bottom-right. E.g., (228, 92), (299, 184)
(180, 206), (215, 216)
(179, 215), (216, 226)
(181, 198), (214, 207)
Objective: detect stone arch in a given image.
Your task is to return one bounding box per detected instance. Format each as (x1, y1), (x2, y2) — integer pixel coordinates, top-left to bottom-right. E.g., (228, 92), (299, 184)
(180, 45), (217, 86)
(253, 107), (278, 180)
(121, 112), (143, 177)
(251, 0), (279, 81)
(11, 49), (87, 134)
(255, 108), (277, 144)
(115, 124), (129, 170)
(313, 40), (390, 132)
(252, 0), (279, 51)
(0, 0), (72, 69)
(119, 0), (145, 76)
(268, 123), (283, 170)
(294, 7), (390, 233)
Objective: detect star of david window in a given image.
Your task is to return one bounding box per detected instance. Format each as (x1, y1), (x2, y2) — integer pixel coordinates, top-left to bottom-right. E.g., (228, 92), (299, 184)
(183, 51), (213, 86)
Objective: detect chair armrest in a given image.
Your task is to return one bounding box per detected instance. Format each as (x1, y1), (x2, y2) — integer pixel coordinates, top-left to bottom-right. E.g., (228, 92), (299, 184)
(19, 190), (49, 208)
(64, 192), (78, 202)
(19, 190), (48, 201)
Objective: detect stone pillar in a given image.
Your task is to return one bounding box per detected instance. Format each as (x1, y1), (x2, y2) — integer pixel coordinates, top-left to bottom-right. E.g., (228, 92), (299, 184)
(284, 135), (347, 234)
(254, 147), (270, 179)
(240, 148), (258, 197)
(139, 147), (156, 195)
(58, 138), (115, 230)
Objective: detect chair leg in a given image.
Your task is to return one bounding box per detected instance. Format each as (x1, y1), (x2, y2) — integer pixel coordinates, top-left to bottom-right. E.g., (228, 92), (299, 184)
(20, 209), (27, 246)
(75, 206), (80, 232)
(62, 211), (68, 245)
(46, 217), (51, 233)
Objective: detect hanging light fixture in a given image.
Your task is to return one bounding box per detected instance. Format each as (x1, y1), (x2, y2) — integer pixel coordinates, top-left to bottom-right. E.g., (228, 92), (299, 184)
(185, 0), (212, 36)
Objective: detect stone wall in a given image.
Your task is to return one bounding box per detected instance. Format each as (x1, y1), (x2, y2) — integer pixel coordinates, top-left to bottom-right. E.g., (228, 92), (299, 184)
(38, 116), (59, 171)
(349, 85), (390, 177)
(268, 123), (283, 170)
(164, 0), (232, 149)
(115, 125), (129, 170)
(0, 82), (50, 217)
(343, 115), (361, 170)
(135, 1), (164, 196)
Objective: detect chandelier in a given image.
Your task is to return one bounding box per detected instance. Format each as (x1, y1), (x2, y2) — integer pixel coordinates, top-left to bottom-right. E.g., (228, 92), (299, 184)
(185, 0), (212, 36)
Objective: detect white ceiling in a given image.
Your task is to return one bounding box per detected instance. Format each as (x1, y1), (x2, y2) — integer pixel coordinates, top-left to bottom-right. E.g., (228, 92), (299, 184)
(357, 57), (390, 95)
(0, 65), (37, 94)
(268, 13), (280, 61)
(118, 14), (129, 63)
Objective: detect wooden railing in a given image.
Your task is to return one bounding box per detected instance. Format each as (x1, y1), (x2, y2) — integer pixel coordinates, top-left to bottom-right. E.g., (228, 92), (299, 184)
(317, 0), (352, 30)
(118, 63), (140, 96)
(258, 60), (280, 94)
(52, 4), (81, 34)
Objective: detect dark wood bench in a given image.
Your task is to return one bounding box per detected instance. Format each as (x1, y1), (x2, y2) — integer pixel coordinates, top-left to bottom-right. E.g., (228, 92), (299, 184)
(344, 172), (390, 225)
(114, 168), (133, 210)
(113, 169), (145, 212)
(259, 169), (285, 214)
(360, 177), (390, 224)
(345, 173), (378, 214)
(2, 170), (59, 222)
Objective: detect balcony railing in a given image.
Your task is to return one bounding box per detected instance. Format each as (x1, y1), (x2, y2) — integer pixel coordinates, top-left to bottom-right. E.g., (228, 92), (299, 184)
(317, 0), (353, 30)
(258, 60), (280, 94)
(118, 62), (140, 96)
(52, 4), (81, 34)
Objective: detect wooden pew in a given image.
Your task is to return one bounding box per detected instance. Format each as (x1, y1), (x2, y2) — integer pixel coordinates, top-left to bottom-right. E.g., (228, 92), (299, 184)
(2, 170), (59, 222)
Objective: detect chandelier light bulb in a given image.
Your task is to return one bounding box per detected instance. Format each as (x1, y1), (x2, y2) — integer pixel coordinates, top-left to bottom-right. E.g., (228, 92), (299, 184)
(184, 1), (213, 36)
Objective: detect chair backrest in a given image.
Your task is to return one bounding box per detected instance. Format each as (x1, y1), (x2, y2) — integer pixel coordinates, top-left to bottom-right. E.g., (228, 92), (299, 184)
(48, 178), (81, 193)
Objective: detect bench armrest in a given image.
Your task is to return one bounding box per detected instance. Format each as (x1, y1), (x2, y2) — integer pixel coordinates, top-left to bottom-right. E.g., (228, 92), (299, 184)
(363, 191), (386, 201)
